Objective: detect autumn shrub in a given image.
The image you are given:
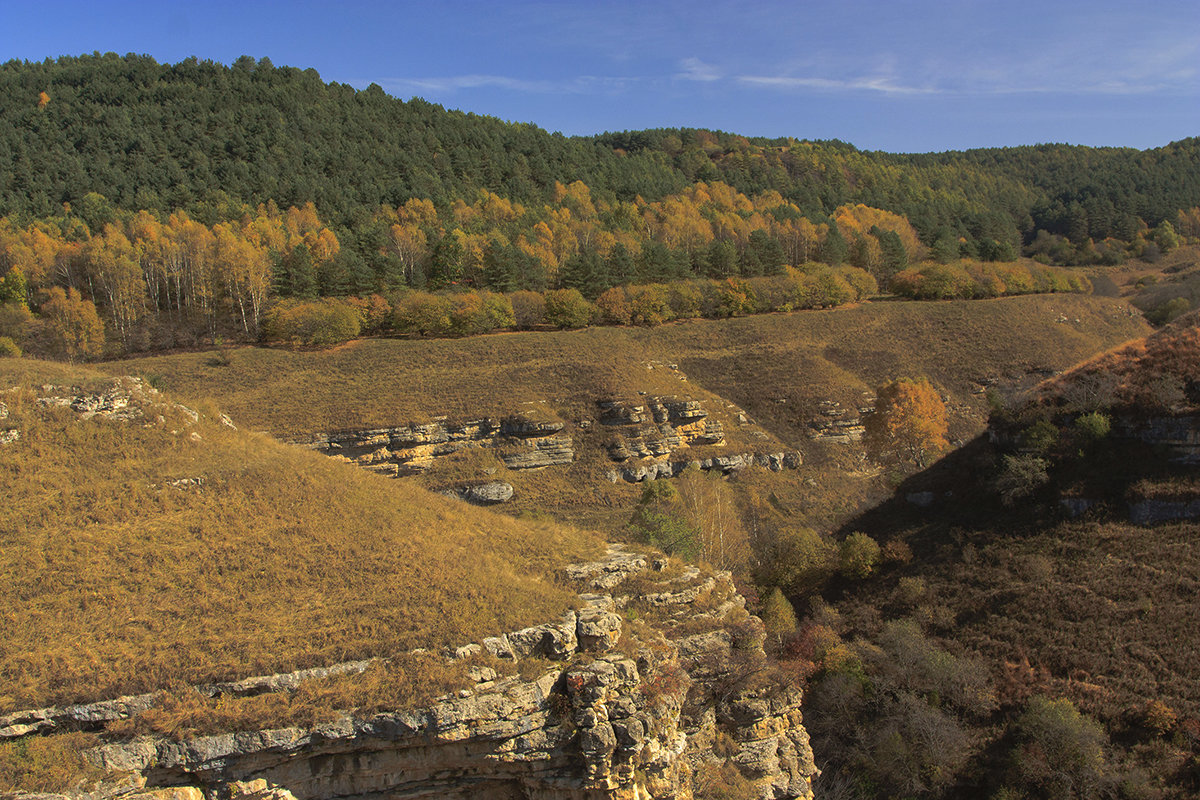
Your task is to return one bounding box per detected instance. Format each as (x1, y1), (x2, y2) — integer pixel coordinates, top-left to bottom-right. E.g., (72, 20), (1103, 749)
(627, 283), (673, 326)
(443, 292), (483, 336)
(1146, 296), (1191, 326)
(1142, 699), (1177, 736)
(753, 525), (836, 595)
(748, 274), (794, 312)
(37, 286), (105, 361)
(480, 291), (515, 330)
(1009, 697), (1109, 799)
(667, 281), (704, 319)
(865, 695), (972, 797)
(890, 260), (1088, 300)
(264, 298), (361, 347)
(839, 266), (879, 299)
(893, 576), (927, 608)
(595, 286), (632, 325)
(715, 278), (756, 316)
(874, 619), (996, 716)
(509, 290), (545, 328)
(344, 293), (392, 334)
(543, 288), (596, 329)
(392, 291), (452, 336)
(0, 303), (33, 343)
(799, 265), (855, 306)
(0, 336), (20, 358)
(839, 532), (881, 579)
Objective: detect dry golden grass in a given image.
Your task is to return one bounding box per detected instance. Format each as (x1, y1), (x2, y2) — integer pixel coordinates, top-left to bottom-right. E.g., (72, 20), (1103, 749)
(1031, 310), (1200, 412)
(103, 294), (1148, 442)
(0, 362), (600, 714)
(94, 294), (1148, 536)
(631, 294), (1149, 443)
(104, 651), (510, 742)
(0, 732), (100, 792)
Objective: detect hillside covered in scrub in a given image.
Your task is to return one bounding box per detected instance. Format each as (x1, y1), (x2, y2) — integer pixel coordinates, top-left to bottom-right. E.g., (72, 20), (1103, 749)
(791, 314), (1200, 799)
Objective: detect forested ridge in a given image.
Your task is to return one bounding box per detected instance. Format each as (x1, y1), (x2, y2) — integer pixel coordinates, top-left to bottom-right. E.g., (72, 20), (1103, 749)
(0, 53), (1197, 358)
(4, 53), (1199, 243)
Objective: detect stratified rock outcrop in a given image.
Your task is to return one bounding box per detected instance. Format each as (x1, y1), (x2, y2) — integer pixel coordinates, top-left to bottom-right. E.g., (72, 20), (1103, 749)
(12, 548), (815, 800)
(299, 392), (803, 485)
(302, 408), (575, 475)
(598, 396), (802, 483)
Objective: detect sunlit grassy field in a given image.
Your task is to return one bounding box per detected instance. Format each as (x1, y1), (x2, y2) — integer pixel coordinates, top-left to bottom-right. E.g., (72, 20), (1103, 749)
(0, 362), (599, 713)
(106, 293), (1148, 442)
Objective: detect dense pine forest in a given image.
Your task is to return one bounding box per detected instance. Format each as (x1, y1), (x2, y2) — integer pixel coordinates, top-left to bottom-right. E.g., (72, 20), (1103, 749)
(0, 52), (1197, 357)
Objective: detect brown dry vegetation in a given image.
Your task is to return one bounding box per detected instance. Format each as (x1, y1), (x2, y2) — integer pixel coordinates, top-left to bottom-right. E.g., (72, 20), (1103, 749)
(94, 294), (1149, 537)
(802, 318), (1200, 797)
(0, 361), (600, 714)
(103, 294), (1148, 440)
(1030, 309), (1200, 413)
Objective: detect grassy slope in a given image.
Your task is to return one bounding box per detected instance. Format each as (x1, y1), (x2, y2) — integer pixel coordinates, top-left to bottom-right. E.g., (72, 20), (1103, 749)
(103, 294), (1149, 531)
(109, 294), (1147, 440)
(0, 361), (599, 713)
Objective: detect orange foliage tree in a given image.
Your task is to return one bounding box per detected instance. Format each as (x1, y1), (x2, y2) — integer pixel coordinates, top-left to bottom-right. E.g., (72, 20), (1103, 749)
(863, 377), (949, 468)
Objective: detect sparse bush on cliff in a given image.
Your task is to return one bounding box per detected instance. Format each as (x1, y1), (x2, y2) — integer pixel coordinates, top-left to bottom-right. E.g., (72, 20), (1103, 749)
(760, 587), (799, 648)
(1073, 411), (1111, 443)
(996, 454), (1050, 506)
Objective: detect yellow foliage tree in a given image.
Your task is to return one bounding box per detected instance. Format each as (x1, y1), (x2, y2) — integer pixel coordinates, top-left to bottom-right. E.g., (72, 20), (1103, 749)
(863, 377), (949, 468)
(40, 287), (105, 361)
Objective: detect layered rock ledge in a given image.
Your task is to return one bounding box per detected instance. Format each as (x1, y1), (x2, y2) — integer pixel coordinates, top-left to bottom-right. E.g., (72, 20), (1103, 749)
(7, 547), (815, 800)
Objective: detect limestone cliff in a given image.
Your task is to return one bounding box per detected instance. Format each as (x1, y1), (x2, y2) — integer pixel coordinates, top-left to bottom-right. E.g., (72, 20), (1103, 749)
(298, 393), (803, 489)
(6, 548), (815, 800)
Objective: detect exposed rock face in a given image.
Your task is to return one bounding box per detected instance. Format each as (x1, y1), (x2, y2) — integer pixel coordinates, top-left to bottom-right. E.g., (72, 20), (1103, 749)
(461, 481), (516, 504)
(806, 399), (868, 444)
(605, 451), (801, 483)
(1128, 498), (1200, 525)
(1118, 415), (1200, 464)
(599, 396), (801, 483)
(302, 392), (801, 486)
(301, 410), (575, 475)
(15, 548), (815, 800)
(600, 396), (726, 461)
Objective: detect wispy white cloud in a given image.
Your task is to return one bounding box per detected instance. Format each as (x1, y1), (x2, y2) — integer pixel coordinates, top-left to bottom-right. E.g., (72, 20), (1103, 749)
(371, 74), (639, 95)
(676, 57), (720, 82)
(738, 74), (941, 96)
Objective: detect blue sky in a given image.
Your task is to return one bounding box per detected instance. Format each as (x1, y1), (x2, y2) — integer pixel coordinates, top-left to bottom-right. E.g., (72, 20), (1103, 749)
(3, 0), (1198, 153)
